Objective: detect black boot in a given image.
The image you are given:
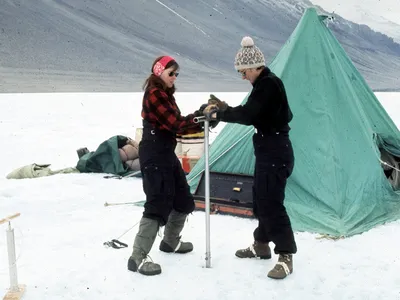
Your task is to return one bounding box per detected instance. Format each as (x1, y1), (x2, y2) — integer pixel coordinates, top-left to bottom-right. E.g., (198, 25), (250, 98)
(76, 147), (89, 158)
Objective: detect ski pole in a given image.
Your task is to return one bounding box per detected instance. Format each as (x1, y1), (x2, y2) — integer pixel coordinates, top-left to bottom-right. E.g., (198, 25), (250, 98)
(104, 201), (138, 207)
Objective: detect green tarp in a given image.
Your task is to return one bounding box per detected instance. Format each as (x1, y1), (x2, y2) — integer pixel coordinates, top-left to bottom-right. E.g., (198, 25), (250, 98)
(77, 135), (138, 177)
(187, 8), (400, 237)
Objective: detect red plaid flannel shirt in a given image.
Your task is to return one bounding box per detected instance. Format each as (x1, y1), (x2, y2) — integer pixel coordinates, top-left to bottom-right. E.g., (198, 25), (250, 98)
(141, 88), (203, 135)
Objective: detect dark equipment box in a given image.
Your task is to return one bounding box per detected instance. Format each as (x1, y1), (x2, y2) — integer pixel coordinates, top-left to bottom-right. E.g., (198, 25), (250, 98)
(193, 171), (255, 218)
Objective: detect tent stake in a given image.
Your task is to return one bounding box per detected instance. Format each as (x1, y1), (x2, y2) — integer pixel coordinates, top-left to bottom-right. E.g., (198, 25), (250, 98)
(1, 213), (26, 300)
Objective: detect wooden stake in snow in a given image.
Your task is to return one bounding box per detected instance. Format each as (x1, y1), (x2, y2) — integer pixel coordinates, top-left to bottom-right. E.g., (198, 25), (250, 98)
(1, 213), (26, 300)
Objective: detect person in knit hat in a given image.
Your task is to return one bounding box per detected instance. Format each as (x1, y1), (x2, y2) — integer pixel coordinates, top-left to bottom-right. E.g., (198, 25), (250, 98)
(203, 36), (297, 280)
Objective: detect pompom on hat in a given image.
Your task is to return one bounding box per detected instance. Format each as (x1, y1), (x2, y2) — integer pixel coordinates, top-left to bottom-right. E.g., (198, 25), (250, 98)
(234, 36), (265, 71)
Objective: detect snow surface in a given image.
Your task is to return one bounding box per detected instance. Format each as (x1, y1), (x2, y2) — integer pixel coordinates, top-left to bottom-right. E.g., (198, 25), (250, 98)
(0, 92), (400, 300)
(310, 0), (400, 42)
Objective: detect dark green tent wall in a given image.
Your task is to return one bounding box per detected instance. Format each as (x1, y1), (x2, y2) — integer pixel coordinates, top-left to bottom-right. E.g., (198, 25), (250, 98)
(187, 8), (400, 237)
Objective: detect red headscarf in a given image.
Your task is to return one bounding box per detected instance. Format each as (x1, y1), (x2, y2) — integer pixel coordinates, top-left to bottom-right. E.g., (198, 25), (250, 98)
(152, 56), (175, 76)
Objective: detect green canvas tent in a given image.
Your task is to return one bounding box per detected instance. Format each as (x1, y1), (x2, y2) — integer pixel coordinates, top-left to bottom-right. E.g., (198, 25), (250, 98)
(187, 7), (400, 237)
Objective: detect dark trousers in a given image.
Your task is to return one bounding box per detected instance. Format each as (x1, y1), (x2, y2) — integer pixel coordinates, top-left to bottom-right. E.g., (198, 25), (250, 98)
(139, 135), (195, 226)
(252, 132), (297, 254)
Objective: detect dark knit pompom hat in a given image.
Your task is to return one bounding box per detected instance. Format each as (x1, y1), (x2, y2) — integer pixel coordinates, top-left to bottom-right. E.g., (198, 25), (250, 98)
(234, 36), (265, 70)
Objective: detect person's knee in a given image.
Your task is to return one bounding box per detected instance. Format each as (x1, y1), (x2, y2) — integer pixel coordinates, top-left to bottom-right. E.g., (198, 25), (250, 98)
(143, 194), (173, 226)
(173, 189), (195, 215)
(143, 196), (171, 225)
(142, 212), (168, 226)
(255, 197), (285, 218)
(142, 164), (176, 225)
(173, 197), (195, 215)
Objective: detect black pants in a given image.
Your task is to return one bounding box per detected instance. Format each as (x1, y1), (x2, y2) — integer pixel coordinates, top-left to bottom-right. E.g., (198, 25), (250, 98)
(252, 132), (297, 254)
(139, 134), (195, 226)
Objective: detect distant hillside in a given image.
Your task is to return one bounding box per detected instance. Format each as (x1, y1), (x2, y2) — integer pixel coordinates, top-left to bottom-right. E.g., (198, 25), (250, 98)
(1, 0), (399, 92)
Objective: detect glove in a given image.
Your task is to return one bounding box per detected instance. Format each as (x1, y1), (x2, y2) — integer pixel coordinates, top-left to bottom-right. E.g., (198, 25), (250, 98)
(199, 103), (208, 113)
(194, 103), (209, 117)
(203, 104), (219, 121)
(209, 119), (220, 129)
(208, 94), (228, 112)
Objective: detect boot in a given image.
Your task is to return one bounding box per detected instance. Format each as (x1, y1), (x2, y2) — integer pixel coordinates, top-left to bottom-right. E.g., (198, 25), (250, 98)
(235, 241), (271, 259)
(267, 254), (293, 279)
(159, 210), (193, 253)
(127, 217), (162, 276)
(76, 147), (89, 158)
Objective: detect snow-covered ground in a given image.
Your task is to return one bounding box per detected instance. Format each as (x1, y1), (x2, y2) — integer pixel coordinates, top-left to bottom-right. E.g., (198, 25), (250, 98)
(0, 92), (399, 300)
(310, 0), (400, 42)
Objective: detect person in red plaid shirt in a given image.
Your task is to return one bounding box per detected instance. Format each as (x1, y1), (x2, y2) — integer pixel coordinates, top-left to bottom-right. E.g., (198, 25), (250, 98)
(128, 55), (207, 276)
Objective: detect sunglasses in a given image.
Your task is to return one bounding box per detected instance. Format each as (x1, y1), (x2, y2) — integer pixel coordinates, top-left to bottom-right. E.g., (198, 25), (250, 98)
(238, 69), (247, 76)
(168, 71), (179, 77)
